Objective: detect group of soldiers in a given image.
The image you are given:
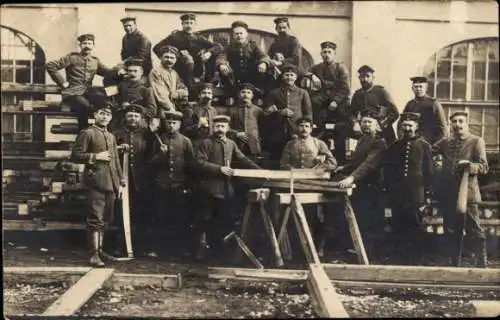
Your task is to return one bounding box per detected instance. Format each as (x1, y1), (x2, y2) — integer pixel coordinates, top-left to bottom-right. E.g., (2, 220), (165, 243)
(45, 13), (489, 268)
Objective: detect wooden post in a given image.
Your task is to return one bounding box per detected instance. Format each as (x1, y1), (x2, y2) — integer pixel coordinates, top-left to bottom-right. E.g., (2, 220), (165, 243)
(343, 194), (369, 264)
(291, 195), (321, 264)
(234, 203), (253, 263)
(258, 196), (284, 267)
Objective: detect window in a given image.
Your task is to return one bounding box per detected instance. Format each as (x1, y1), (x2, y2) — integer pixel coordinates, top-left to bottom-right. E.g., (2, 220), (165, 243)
(424, 38), (499, 150)
(1, 26), (46, 141)
(197, 28), (315, 71)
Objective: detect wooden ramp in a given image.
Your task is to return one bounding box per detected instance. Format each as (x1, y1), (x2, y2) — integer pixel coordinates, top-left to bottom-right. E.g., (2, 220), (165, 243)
(42, 268), (114, 316)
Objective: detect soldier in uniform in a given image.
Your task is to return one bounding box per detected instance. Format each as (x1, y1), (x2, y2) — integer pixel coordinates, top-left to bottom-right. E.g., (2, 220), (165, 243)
(267, 17), (303, 89)
(194, 115), (261, 260)
(149, 45), (189, 113)
(46, 34), (124, 131)
(181, 83), (219, 143)
(120, 16), (152, 77)
(113, 58), (156, 130)
(403, 76), (447, 145)
(383, 112), (434, 264)
(216, 21), (271, 105)
(149, 110), (196, 257)
(350, 65), (399, 146)
(306, 41), (351, 163)
(153, 13), (223, 95)
(263, 64), (312, 167)
(280, 117), (338, 257)
(337, 109), (387, 258)
(112, 104), (154, 257)
(433, 111), (489, 268)
(70, 102), (125, 267)
(227, 83), (265, 161)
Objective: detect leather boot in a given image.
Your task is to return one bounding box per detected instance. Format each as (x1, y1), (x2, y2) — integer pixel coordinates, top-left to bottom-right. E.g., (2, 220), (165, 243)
(89, 231), (105, 267)
(99, 231), (120, 262)
(196, 232), (209, 261)
(473, 236), (488, 268)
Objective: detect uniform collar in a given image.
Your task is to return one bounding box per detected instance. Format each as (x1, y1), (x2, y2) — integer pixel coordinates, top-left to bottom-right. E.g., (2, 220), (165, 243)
(281, 84), (297, 91)
(213, 134), (227, 144)
(453, 132), (470, 141)
(125, 125), (142, 133)
(92, 124), (108, 132)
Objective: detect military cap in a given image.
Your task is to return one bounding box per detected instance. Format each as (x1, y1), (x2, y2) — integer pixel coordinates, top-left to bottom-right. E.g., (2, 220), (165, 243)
(213, 115), (231, 123)
(280, 64), (298, 74)
(199, 82), (214, 91)
(161, 110), (184, 121)
(320, 41), (336, 50)
(120, 16), (136, 23)
(295, 116), (313, 125)
(237, 82), (258, 93)
(156, 45), (179, 57)
(94, 101), (113, 113)
(400, 112), (420, 123)
(357, 65), (375, 74)
(180, 13), (196, 21)
(231, 20), (249, 30)
(449, 111), (469, 120)
(410, 76), (428, 83)
(77, 34), (95, 42)
(125, 104), (144, 115)
(360, 108), (380, 121)
(124, 58), (144, 67)
(273, 17), (289, 24)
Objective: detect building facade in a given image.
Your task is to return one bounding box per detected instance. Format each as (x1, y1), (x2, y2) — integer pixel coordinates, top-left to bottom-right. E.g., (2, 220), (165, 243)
(1, 1), (499, 150)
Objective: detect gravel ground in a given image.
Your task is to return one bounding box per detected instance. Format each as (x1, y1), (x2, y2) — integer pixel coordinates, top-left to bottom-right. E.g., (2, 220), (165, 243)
(3, 281), (70, 315)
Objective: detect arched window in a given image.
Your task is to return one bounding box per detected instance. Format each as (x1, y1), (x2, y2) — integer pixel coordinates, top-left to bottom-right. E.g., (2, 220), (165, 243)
(1, 26), (46, 141)
(423, 38), (499, 150)
(197, 28), (314, 71)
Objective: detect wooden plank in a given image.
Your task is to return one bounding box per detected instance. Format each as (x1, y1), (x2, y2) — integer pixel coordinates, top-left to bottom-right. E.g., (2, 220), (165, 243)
(333, 280), (500, 291)
(2, 220), (87, 231)
(276, 192), (345, 205)
(258, 198), (284, 267)
(233, 168), (330, 180)
(307, 263), (349, 318)
(206, 267), (308, 281)
(291, 195), (321, 264)
(343, 195), (369, 264)
(4, 266), (91, 274)
(323, 264), (500, 284)
(233, 270), (308, 281)
(105, 273), (182, 289)
(42, 268), (115, 316)
(471, 300), (500, 317)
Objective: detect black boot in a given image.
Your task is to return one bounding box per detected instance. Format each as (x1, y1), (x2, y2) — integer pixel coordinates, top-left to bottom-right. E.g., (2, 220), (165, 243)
(195, 232), (209, 261)
(99, 231), (120, 262)
(472, 236), (488, 268)
(89, 231), (105, 267)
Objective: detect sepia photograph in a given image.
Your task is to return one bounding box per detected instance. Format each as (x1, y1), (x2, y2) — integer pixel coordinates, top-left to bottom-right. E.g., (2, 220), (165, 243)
(2, 1), (499, 318)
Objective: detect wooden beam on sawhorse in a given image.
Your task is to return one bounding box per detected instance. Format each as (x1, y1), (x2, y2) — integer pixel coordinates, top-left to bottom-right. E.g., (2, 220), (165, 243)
(236, 188), (284, 267)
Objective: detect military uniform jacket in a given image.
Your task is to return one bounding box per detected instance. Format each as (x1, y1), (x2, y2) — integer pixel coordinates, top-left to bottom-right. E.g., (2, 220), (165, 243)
(181, 104), (219, 139)
(117, 79), (157, 119)
(153, 30), (222, 60)
(195, 136), (260, 198)
(309, 61), (350, 106)
(150, 131), (195, 190)
(121, 30), (152, 74)
(383, 136), (434, 203)
(344, 134), (387, 185)
(216, 40), (271, 79)
(263, 85), (313, 144)
(280, 136), (337, 171)
(113, 126), (152, 191)
(403, 95), (447, 145)
(351, 85), (399, 126)
(433, 134), (488, 202)
(228, 102), (264, 155)
(70, 125), (123, 193)
(46, 52), (114, 97)
(268, 34), (302, 67)
(149, 66), (187, 112)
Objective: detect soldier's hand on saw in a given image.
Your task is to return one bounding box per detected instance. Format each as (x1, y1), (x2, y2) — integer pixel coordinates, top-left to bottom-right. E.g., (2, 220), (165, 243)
(338, 176), (355, 188)
(257, 63), (267, 73)
(280, 108), (294, 118)
(95, 151), (111, 162)
(160, 144), (169, 153)
(117, 143), (130, 152)
(219, 64), (230, 75)
(236, 132), (249, 143)
(199, 51), (212, 62)
(220, 166), (234, 176)
(61, 81), (70, 89)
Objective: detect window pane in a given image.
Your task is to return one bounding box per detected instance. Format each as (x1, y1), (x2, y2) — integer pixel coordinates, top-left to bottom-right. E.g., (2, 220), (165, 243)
(484, 126), (499, 146)
(423, 55), (436, 80)
(471, 81), (485, 100)
(472, 41), (488, 61)
(453, 43), (468, 59)
(484, 106), (499, 125)
(452, 62), (467, 79)
(468, 108), (482, 125)
(487, 82), (499, 101)
(452, 80), (466, 100)
(488, 61), (499, 81)
(15, 114), (31, 133)
(1, 66), (13, 82)
(489, 41), (499, 61)
(469, 124), (481, 136)
(16, 68), (31, 83)
(436, 81), (450, 99)
(437, 46), (452, 60)
(437, 60), (451, 78)
(472, 61), (486, 80)
(2, 113), (14, 135)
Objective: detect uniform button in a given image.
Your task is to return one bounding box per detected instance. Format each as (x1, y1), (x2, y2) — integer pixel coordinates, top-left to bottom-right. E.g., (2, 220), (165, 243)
(404, 173), (408, 177)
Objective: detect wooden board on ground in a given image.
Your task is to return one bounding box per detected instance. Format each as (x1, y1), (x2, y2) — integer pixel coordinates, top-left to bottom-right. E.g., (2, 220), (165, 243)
(4, 266), (92, 274)
(323, 264), (500, 285)
(105, 273), (182, 289)
(42, 268), (115, 316)
(307, 263), (349, 318)
(3, 220), (88, 231)
(233, 168), (330, 180)
(471, 300), (500, 317)
(332, 279), (500, 291)
(205, 267), (307, 281)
